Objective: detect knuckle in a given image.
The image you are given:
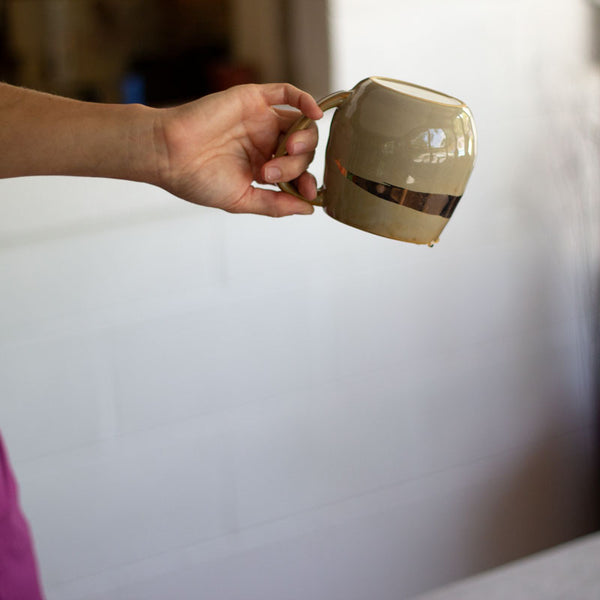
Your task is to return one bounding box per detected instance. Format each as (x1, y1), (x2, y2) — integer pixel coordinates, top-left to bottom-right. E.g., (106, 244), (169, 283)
(267, 202), (287, 218)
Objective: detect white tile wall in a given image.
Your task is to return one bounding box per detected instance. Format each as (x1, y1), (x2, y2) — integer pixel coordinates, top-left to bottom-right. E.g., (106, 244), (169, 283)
(0, 0), (599, 598)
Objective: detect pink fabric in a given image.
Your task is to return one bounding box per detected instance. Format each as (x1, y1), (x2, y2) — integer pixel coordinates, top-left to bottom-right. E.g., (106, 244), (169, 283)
(0, 432), (44, 600)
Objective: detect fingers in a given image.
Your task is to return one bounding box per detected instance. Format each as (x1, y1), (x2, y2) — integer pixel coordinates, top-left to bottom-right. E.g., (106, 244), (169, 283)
(262, 152), (312, 187)
(231, 186), (314, 218)
(296, 171), (318, 201)
(261, 83), (323, 121)
(285, 126), (318, 156)
(273, 107), (315, 134)
(262, 126), (318, 185)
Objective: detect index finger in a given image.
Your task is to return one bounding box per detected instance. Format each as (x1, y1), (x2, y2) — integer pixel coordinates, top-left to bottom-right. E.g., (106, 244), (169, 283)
(261, 83), (323, 121)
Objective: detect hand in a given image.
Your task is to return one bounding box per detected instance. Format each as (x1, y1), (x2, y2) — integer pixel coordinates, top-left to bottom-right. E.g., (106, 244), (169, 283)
(155, 83), (323, 217)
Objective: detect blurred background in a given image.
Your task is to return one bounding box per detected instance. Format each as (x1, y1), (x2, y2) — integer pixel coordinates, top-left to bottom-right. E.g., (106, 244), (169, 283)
(0, 0), (330, 103)
(0, 1), (599, 599)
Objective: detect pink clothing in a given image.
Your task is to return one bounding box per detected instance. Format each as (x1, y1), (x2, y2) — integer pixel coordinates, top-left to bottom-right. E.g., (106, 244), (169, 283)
(0, 433), (44, 600)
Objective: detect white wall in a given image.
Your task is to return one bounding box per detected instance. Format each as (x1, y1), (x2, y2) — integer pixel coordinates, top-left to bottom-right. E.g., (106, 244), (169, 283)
(1, 0), (599, 599)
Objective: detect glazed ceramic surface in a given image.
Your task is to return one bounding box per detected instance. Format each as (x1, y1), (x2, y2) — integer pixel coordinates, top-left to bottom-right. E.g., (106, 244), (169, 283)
(278, 77), (477, 244)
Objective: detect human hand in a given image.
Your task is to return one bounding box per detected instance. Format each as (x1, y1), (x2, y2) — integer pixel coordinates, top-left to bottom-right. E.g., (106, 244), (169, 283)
(154, 83), (323, 217)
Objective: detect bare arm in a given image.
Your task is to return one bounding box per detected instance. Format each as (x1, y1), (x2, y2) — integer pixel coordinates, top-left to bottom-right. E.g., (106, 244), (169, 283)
(0, 83), (160, 182)
(0, 82), (322, 217)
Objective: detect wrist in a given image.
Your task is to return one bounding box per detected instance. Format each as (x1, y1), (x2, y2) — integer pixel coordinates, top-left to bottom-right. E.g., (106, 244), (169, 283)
(101, 102), (167, 187)
(144, 104), (173, 192)
(145, 100), (210, 202)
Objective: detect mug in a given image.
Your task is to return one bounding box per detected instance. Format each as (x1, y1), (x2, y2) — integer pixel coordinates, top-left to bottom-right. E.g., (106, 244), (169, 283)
(276, 77), (477, 245)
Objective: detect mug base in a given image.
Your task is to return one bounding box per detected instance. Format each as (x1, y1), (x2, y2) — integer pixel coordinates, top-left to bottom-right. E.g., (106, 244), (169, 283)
(324, 187), (450, 245)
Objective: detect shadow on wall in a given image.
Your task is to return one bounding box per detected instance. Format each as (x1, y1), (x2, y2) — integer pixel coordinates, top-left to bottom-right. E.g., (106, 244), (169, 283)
(465, 222), (600, 570)
(591, 0), (600, 529)
(463, 103), (600, 564)
(511, 2), (600, 534)
(467, 429), (600, 575)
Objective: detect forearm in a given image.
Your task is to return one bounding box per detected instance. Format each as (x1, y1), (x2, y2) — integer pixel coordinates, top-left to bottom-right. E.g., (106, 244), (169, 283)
(0, 83), (162, 185)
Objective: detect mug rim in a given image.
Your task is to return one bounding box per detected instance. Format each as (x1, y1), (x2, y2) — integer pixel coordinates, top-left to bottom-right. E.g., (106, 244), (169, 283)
(369, 76), (467, 108)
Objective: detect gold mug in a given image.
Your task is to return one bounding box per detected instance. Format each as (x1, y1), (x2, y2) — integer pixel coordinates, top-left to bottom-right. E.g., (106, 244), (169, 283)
(276, 77), (477, 245)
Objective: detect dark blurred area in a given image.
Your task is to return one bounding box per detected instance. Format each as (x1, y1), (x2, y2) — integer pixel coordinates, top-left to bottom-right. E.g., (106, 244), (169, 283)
(0, 0), (259, 105)
(593, 0), (600, 66)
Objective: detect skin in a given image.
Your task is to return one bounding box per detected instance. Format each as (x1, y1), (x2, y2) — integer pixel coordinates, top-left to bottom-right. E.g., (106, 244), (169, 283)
(0, 82), (323, 217)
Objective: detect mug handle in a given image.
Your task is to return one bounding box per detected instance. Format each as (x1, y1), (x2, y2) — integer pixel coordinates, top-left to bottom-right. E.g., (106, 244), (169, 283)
(274, 90), (351, 206)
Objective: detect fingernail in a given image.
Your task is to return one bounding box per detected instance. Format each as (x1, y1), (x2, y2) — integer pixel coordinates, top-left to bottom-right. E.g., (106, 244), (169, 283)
(265, 166), (282, 182)
(291, 142), (307, 154)
(297, 203), (314, 215)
